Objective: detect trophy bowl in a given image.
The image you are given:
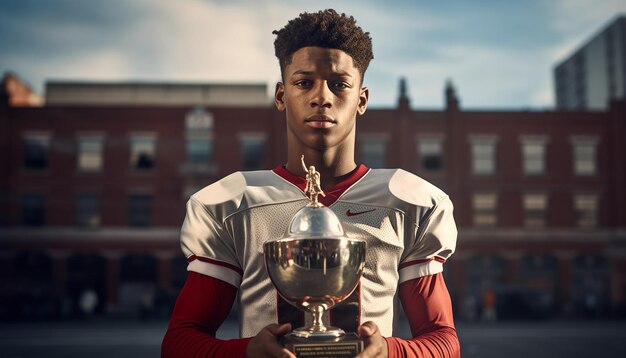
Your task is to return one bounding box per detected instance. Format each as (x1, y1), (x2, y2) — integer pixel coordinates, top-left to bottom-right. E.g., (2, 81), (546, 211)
(263, 204), (366, 338)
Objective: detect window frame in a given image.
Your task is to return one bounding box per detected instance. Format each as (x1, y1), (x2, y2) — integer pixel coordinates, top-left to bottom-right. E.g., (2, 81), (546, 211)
(129, 133), (157, 171)
(523, 192), (548, 228)
(22, 131), (52, 170)
(574, 193), (599, 229)
(359, 134), (388, 169)
(75, 193), (102, 227)
(239, 133), (267, 171)
(77, 134), (105, 172)
(416, 134), (444, 173)
(473, 192), (498, 227)
(520, 136), (548, 176)
(469, 135), (498, 176)
(128, 193), (153, 228)
(570, 136), (598, 176)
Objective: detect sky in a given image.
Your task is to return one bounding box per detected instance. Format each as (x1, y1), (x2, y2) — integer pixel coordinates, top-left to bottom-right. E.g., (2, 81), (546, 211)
(0, 0), (625, 109)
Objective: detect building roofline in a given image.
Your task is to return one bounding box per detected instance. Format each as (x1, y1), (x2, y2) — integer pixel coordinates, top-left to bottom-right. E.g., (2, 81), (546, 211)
(554, 14), (625, 68)
(45, 80), (267, 88)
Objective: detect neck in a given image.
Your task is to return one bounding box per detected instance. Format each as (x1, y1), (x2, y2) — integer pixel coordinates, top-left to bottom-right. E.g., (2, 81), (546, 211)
(285, 145), (357, 190)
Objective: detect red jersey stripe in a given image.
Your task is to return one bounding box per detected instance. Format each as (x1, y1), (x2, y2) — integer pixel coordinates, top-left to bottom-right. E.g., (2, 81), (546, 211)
(399, 257), (446, 270)
(187, 255), (243, 276)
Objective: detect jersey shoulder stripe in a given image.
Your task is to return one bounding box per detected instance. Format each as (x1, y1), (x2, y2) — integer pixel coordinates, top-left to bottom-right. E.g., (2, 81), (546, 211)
(398, 259), (444, 283)
(187, 259), (242, 287)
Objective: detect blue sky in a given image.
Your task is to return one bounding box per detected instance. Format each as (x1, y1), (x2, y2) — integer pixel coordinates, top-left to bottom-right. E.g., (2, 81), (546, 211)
(1, 0), (624, 109)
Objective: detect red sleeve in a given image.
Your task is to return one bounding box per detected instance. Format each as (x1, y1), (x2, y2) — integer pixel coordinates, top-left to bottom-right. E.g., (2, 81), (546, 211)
(385, 273), (460, 358)
(161, 271), (251, 357)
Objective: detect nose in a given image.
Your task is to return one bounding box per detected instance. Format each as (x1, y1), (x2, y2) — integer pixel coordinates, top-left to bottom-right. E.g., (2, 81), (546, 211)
(309, 82), (332, 108)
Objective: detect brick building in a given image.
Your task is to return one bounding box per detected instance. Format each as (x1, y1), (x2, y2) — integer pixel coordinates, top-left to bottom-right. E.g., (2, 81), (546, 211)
(1, 74), (625, 321)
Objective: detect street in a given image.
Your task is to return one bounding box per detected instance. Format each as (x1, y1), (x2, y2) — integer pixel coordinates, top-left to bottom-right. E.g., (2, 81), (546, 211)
(1, 319), (625, 357)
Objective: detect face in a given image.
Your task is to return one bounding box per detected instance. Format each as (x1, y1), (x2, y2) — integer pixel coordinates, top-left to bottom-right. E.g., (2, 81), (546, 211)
(275, 46), (369, 153)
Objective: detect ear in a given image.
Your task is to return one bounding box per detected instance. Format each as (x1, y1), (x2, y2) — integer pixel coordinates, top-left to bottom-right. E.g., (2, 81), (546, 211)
(274, 82), (286, 112)
(357, 87), (369, 116)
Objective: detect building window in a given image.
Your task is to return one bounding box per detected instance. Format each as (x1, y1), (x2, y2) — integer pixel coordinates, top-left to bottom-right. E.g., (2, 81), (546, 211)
(240, 134), (266, 170)
(521, 137), (547, 175)
(77, 136), (104, 172)
(186, 137), (213, 165)
(473, 193), (497, 227)
(417, 136), (443, 172)
(571, 137), (598, 176)
(75, 194), (101, 227)
(129, 194), (152, 227)
(360, 137), (387, 168)
(23, 133), (51, 169)
(130, 135), (156, 170)
(21, 193), (45, 226)
(470, 136), (497, 175)
(185, 107), (214, 168)
(574, 194), (598, 228)
(523, 193), (547, 228)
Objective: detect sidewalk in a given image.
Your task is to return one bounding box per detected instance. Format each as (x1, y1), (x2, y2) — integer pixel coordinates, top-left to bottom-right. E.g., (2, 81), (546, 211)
(1, 318), (625, 357)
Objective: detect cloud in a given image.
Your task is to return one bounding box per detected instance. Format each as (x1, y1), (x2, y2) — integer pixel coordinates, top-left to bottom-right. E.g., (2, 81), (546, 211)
(1, 0), (288, 94)
(549, 0), (626, 61)
(552, 0), (625, 34)
(530, 84), (553, 107)
(96, 0), (281, 83)
(1, 0), (624, 108)
(367, 39), (560, 109)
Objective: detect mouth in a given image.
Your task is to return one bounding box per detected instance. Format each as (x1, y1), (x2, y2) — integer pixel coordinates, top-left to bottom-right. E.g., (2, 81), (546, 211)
(305, 115), (336, 128)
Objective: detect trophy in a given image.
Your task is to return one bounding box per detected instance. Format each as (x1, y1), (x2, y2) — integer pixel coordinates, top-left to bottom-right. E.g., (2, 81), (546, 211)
(263, 156), (366, 357)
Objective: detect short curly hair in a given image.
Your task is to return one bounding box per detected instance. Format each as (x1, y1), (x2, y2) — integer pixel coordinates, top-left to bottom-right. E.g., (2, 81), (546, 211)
(273, 9), (373, 81)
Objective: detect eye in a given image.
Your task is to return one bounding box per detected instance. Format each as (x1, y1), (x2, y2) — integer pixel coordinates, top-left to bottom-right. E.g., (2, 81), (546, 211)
(331, 81), (351, 90)
(294, 79), (313, 88)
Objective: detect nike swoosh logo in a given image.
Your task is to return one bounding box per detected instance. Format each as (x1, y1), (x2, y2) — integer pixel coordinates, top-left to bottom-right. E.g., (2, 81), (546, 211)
(346, 209), (376, 217)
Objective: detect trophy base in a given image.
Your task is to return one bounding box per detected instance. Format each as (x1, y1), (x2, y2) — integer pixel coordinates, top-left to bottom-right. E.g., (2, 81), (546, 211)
(281, 332), (363, 358)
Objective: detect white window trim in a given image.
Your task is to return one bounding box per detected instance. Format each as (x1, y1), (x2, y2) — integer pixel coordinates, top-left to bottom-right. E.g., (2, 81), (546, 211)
(76, 133), (105, 172)
(573, 192), (599, 228)
(416, 134), (445, 173)
(570, 135), (599, 176)
(128, 132), (158, 170)
(185, 107), (214, 131)
(523, 192), (548, 228)
(469, 135), (499, 176)
(520, 135), (549, 176)
(472, 192), (498, 227)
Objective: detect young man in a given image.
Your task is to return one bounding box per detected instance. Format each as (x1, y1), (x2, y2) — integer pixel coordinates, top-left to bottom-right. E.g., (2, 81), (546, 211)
(162, 9), (460, 358)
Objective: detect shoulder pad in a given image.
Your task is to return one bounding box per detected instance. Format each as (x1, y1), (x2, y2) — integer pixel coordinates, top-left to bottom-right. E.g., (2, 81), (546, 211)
(388, 169), (448, 207)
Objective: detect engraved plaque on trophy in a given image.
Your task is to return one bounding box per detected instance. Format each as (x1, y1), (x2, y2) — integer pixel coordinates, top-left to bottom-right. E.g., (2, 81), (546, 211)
(263, 156), (366, 357)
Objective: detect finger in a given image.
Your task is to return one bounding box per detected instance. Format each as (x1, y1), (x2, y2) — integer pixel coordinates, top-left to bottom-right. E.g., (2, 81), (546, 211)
(265, 344), (295, 358)
(358, 321), (378, 338)
(257, 328), (293, 358)
(354, 345), (377, 358)
(267, 323), (292, 336)
(280, 348), (297, 358)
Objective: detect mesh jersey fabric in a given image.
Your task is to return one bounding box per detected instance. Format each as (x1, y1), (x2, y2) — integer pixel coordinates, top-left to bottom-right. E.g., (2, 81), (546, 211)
(181, 167), (457, 338)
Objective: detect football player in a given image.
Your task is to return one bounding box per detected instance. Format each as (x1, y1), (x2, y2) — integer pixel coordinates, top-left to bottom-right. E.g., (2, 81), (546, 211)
(162, 9), (460, 358)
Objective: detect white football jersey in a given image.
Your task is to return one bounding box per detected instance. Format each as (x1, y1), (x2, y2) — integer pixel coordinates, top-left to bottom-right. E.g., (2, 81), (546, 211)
(181, 166), (457, 338)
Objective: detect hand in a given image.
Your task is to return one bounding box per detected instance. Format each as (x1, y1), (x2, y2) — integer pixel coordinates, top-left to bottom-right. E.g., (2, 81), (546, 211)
(246, 323), (296, 358)
(355, 321), (388, 358)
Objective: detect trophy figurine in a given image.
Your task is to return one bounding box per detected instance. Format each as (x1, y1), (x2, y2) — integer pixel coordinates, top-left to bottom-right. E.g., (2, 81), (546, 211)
(263, 156), (366, 357)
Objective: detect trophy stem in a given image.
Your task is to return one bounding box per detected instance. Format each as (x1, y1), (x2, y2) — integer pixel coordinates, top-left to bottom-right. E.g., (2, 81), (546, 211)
(292, 304), (345, 338)
(310, 304), (326, 331)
